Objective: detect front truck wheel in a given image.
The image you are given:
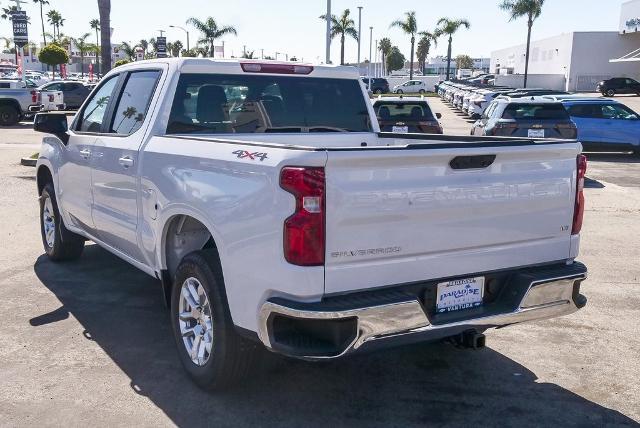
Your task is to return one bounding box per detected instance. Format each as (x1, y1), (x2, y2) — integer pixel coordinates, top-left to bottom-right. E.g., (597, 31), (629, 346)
(171, 250), (257, 390)
(40, 183), (85, 261)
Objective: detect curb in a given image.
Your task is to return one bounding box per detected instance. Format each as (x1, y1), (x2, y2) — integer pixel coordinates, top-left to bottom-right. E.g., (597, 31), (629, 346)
(20, 157), (37, 167)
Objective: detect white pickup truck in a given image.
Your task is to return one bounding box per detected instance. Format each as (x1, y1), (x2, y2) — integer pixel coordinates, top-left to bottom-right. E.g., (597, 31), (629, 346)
(34, 59), (588, 390)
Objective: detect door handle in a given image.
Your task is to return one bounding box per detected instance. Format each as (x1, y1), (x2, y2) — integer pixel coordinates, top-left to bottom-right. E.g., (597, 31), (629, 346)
(118, 156), (134, 168)
(79, 149), (91, 159)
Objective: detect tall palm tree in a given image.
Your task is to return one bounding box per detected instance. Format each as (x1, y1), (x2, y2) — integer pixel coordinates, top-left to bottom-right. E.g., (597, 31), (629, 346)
(90, 19), (100, 74)
(318, 9), (358, 65)
(0, 6), (18, 21)
(435, 18), (471, 81)
(500, 0), (545, 88)
(378, 37), (392, 76)
(186, 17), (237, 57)
(138, 39), (149, 56)
(33, 0), (49, 46)
(119, 42), (137, 61)
(390, 11), (418, 79)
(169, 40), (183, 57)
(46, 10), (65, 41)
(98, 0), (111, 74)
(71, 33), (94, 77)
(416, 31), (437, 75)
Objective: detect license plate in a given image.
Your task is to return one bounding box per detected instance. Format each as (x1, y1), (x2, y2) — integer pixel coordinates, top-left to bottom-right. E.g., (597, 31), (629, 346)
(436, 277), (484, 313)
(392, 126), (409, 133)
(528, 129), (545, 138)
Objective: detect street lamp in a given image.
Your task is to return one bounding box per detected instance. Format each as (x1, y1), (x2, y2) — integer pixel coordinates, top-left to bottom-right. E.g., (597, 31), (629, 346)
(169, 25), (190, 52)
(368, 27), (373, 90)
(357, 6), (363, 69)
(325, 0), (331, 64)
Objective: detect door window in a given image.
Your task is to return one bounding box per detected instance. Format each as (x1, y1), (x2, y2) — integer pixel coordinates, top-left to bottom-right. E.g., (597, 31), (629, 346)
(76, 76), (119, 133)
(600, 104), (639, 120)
(567, 104), (602, 119)
(110, 70), (161, 135)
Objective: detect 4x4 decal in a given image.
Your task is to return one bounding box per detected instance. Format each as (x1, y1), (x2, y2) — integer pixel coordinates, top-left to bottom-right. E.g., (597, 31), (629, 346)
(232, 150), (268, 162)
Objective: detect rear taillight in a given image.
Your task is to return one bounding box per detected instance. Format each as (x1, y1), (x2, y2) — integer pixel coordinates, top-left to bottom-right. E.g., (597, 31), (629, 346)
(280, 167), (325, 266)
(572, 155), (587, 235)
(30, 90), (38, 103)
(492, 122), (517, 135)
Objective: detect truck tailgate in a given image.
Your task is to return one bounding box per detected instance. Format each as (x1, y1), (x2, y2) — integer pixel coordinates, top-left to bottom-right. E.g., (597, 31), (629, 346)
(324, 141), (580, 294)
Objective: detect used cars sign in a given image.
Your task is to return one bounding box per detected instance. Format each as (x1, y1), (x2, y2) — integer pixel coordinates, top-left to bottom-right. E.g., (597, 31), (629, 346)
(12, 10), (28, 46)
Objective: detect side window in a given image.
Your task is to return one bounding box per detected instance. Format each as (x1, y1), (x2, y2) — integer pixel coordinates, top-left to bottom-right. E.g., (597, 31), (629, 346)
(567, 104), (600, 119)
(77, 76), (119, 133)
(110, 70), (161, 135)
(45, 82), (64, 91)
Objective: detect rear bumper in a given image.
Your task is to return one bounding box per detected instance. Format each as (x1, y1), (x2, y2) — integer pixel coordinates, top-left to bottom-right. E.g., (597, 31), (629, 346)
(257, 262), (587, 360)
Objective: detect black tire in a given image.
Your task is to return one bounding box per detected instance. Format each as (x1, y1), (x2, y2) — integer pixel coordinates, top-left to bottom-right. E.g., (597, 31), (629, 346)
(171, 250), (257, 390)
(396, 89), (403, 94)
(40, 183), (85, 261)
(419, 89), (426, 94)
(0, 104), (20, 126)
(606, 89), (616, 97)
(374, 89), (383, 94)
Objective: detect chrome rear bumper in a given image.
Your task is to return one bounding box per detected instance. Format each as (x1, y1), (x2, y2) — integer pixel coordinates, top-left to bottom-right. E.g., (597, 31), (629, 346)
(257, 263), (587, 360)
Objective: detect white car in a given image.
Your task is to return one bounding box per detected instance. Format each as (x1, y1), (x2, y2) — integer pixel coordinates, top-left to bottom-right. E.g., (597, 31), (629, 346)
(393, 80), (430, 94)
(34, 58), (588, 389)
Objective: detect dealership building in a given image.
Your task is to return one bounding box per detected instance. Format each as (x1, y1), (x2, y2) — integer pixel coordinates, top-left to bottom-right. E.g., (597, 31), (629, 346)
(490, 0), (640, 91)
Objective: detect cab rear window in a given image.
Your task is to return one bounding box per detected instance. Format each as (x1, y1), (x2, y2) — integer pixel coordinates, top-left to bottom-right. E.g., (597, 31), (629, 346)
(166, 74), (372, 134)
(375, 102), (434, 120)
(503, 103), (569, 120)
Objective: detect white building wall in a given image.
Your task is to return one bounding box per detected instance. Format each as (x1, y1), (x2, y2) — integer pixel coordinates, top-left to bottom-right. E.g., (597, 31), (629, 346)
(490, 33), (574, 76)
(620, 0), (640, 34)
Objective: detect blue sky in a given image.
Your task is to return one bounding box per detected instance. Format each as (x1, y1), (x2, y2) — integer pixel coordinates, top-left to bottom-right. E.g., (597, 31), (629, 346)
(1, 0), (629, 62)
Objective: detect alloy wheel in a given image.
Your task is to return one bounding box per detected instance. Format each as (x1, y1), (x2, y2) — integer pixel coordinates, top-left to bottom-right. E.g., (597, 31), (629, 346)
(178, 277), (214, 366)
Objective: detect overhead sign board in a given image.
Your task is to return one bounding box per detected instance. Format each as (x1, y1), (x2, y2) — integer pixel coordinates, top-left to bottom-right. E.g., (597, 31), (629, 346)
(620, 0), (640, 34)
(12, 10), (29, 47)
(156, 36), (167, 58)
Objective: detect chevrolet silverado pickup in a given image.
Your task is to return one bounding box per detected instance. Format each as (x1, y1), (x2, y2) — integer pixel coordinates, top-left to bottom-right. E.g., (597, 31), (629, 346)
(34, 58), (588, 390)
(0, 86), (42, 125)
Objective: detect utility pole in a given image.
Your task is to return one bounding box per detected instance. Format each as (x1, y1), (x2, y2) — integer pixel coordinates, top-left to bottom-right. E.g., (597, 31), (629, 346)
(357, 6), (363, 72)
(368, 27), (373, 91)
(325, 0), (331, 64)
(261, 48), (264, 59)
(158, 30), (165, 37)
(374, 39), (378, 78)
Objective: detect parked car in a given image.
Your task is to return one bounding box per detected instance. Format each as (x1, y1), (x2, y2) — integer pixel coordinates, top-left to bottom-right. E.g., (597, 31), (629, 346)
(0, 85), (42, 125)
(597, 78), (640, 97)
(38, 80), (92, 110)
(34, 58), (588, 389)
(362, 77), (390, 94)
(372, 96), (443, 134)
(393, 80), (430, 94)
(471, 97), (577, 138)
(560, 98), (640, 155)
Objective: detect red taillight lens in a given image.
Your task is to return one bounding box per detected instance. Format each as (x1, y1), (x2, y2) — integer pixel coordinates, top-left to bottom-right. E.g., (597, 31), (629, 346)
(280, 167), (325, 266)
(572, 154), (587, 234)
(30, 90), (38, 103)
(241, 63), (314, 75)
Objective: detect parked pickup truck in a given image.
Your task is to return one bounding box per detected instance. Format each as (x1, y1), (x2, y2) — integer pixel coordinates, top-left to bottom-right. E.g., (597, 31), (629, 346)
(34, 59), (588, 390)
(0, 87), (42, 125)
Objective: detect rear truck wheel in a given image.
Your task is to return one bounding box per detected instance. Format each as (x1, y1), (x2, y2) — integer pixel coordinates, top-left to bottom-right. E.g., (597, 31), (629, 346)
(0, 105), (20, 126)
(39, 183), (85, 261)
(171, 250), (257, 390)
(606, 89), (616, 97)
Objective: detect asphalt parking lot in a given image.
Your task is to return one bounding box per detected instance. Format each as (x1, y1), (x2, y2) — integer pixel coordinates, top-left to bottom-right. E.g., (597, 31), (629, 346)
(0, 105), (639, 427)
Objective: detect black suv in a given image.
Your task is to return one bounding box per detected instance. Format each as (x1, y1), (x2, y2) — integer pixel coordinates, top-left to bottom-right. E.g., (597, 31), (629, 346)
(597, 78), (640, 97)
(362, 78), (390, 94)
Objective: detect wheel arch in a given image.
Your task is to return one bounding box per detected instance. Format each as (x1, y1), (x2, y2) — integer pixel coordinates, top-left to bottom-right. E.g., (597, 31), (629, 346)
(36, 164), (54, 195)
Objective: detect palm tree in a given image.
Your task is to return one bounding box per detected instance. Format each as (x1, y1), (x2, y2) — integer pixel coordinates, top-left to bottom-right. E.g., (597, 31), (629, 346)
(169, 40), (183, 57)
(97, 0), (111, 74)
(33, 0), (49, 46)
(90, 19), (100, 74)
(47, 10), (65, 41)
(416, 31), (437, 75)
(500, 0), (545, 88)
(71, 33), (94, 77)
(390, 11), (418, 79)
(139, 39), (149, 56)
(318, 9), (358, 65)
(435, 18), (471, 81)
(186, 17), (237, 57)
(119, 42), (136, 61)
(378, 37), (392, 76)
(0, 6), (18, 20)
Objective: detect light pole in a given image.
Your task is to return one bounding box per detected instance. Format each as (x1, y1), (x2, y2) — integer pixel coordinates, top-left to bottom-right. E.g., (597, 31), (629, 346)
(325, 0), (331, 64)
(357, 6), (363, 71)
(368, 27), (373, 90)
(169, 25), (190, 52)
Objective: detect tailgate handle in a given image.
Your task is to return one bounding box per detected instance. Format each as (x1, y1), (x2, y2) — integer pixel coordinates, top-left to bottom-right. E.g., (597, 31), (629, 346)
(449, 155), (496, 170)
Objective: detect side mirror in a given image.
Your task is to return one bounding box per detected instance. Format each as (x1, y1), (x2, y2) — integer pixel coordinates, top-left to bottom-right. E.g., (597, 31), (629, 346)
(436, 113), (442, 119)
(34, 113), (69, 144)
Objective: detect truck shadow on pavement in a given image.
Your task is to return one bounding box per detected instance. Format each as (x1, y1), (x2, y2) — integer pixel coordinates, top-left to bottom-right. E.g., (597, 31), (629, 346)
(33, 245), (637, 428)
